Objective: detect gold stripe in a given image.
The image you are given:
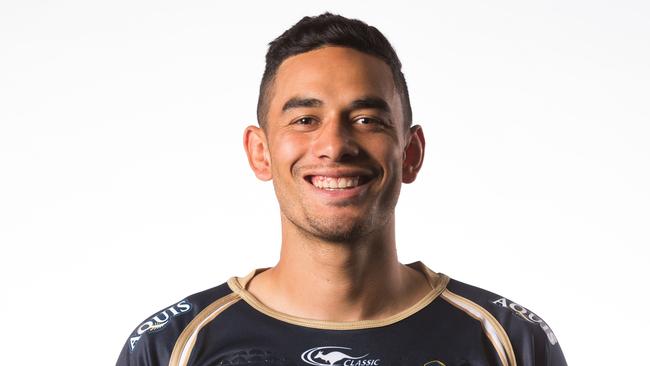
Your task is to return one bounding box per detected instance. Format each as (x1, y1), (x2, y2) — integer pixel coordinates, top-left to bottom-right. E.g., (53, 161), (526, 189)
(226, 261), (449, 330)
(441, 292), (508, 365)
(168, 292), (240, 366)
(441, 289), (517, 366)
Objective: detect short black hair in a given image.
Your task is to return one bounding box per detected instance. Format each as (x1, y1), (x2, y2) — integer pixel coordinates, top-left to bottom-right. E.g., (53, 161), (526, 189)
(256, 12), (412, 129)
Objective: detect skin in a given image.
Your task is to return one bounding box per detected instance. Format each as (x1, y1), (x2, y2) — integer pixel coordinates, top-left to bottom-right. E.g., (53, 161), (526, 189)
(243, 46), (430, 321)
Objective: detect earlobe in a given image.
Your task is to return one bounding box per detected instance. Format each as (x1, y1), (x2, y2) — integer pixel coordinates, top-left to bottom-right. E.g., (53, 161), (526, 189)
(243, 126), (272, 181)
(402, 125), (425, 184)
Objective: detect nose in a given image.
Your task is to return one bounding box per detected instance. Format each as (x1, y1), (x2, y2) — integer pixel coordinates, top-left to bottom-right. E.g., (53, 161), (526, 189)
(311, 117), (360, 161)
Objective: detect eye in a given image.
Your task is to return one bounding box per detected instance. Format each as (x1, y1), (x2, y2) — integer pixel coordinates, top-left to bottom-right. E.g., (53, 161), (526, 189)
(292, 116), (317, 126)
(354, 117), (381, 125)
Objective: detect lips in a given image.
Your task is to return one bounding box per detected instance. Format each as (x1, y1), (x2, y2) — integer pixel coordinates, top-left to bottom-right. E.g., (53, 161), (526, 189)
(299, 166), (377, 203)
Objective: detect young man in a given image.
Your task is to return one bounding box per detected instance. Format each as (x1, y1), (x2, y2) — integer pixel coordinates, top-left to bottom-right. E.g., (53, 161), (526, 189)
(117, 13), (567, 366)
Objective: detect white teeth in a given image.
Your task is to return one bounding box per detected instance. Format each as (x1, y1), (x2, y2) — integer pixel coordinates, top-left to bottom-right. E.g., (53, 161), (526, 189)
(311, 176), (361, 189)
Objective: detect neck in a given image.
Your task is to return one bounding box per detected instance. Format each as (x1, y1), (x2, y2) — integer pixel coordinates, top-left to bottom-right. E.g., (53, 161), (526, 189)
(246, 214), (430, 321)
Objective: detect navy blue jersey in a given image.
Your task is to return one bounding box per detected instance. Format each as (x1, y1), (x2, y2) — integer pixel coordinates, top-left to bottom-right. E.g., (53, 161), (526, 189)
(117, 262), (566, 366)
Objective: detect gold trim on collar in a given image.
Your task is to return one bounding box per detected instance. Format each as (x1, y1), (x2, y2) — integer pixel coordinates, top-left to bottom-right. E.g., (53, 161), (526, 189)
(226, 261), (449, 330)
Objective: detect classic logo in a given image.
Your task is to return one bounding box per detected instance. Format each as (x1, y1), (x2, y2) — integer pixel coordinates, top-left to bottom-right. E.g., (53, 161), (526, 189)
(129, 299), (192, 352)
(492, 297), (558, 345)
(301, 346), (380, 366)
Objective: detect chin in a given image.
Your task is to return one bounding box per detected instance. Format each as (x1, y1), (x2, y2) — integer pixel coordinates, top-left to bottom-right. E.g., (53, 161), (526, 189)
(304, 216), (374, 243)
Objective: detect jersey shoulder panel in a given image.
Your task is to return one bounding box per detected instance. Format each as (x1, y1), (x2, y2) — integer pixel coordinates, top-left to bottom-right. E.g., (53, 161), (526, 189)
(446, 278), (567, 366)
(116, 282), (235, 366)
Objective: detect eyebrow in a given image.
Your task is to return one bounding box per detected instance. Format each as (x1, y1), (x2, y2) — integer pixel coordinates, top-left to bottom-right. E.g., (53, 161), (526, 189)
(281, 96), (391, 114)
(349, 97), (391, 114)
(282, 97), (323, 112)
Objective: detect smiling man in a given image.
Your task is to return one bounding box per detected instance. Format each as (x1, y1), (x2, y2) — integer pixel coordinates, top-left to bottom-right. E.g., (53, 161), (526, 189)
(117, 13), (567, 366)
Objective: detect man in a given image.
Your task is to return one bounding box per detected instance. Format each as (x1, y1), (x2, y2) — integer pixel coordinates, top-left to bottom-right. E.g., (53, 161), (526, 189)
(117, 13), (567, 366)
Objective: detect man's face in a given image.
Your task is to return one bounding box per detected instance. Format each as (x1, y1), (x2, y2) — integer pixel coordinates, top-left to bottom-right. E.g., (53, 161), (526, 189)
(249, 46), (421, 242)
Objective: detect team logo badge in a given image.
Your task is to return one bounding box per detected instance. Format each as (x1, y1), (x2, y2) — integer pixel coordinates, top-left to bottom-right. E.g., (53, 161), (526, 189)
(301, 346), (380, 366)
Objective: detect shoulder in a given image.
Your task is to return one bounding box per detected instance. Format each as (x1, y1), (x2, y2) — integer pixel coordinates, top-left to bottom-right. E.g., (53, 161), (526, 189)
(115, 282), (237, 366)
(443, 277), (568, 366)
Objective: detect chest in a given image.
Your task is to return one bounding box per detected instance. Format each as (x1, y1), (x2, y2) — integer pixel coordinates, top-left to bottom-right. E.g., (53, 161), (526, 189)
(184, 301), (502, 366)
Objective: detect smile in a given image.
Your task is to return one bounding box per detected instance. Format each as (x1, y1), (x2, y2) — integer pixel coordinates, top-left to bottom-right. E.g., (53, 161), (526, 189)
(311, 176), (358, 189)
(307, 175), (373, 190)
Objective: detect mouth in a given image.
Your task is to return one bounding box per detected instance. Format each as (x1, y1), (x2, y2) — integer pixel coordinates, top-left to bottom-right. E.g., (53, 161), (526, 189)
(304, 175), (373, 190)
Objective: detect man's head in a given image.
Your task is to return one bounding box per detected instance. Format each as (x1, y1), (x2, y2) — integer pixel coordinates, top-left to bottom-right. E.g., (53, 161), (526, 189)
(244, 13), (424, 243)
(256, 12), (412, 131)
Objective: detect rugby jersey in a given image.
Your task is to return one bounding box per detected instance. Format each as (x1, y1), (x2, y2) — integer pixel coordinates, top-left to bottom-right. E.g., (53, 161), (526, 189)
(116, 262), (567, 366)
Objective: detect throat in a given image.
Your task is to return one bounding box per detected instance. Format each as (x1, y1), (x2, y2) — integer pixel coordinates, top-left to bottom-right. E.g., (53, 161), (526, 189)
(245, 253), (430, 322)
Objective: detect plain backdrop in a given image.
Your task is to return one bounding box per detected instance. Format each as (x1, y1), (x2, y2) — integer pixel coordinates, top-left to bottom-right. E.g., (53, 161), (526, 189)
(1, 1), (648, 364)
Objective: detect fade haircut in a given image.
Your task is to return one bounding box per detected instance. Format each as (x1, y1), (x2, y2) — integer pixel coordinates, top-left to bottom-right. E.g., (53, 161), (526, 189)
(256, 12), (413, 130)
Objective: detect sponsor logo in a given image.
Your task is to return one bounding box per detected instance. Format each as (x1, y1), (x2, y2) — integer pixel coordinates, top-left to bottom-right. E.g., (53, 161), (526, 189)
(492, 297), (558, 345)
(129, 299), (192, 352)
(301, 346), (380, 366)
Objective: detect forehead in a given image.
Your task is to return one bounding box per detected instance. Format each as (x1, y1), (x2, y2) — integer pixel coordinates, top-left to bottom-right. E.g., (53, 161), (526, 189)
(268, 46), (402, 119)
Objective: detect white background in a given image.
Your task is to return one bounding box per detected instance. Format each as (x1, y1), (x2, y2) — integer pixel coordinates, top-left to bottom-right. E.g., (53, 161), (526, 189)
(1, 1), (648, 364)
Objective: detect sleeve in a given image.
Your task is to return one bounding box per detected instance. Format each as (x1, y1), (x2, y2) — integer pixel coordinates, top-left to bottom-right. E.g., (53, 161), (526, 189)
(116, 299), (194, 366)
(116, 337), (159, 366)
(491, 296), (568, 366)
(446, 279), (568, 366)
(116, 331), (169, 366)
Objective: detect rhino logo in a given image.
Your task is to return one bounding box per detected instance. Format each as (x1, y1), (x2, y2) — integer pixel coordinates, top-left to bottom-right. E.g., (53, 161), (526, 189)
(301, 346), (373, 366)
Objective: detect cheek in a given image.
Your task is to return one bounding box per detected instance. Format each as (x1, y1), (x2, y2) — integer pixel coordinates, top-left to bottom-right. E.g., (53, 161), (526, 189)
(374, 143), (403, 172)
(270, 133), (309, 177)
(380, 147), (405, 187)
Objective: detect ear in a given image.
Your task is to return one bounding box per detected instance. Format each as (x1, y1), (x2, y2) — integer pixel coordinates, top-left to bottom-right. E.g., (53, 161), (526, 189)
(402, 125), (425, 184)
(243, 125), (272, 181)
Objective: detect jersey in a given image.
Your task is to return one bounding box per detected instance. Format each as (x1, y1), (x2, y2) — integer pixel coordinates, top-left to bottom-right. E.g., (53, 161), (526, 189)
(116, 262), (567, 366)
